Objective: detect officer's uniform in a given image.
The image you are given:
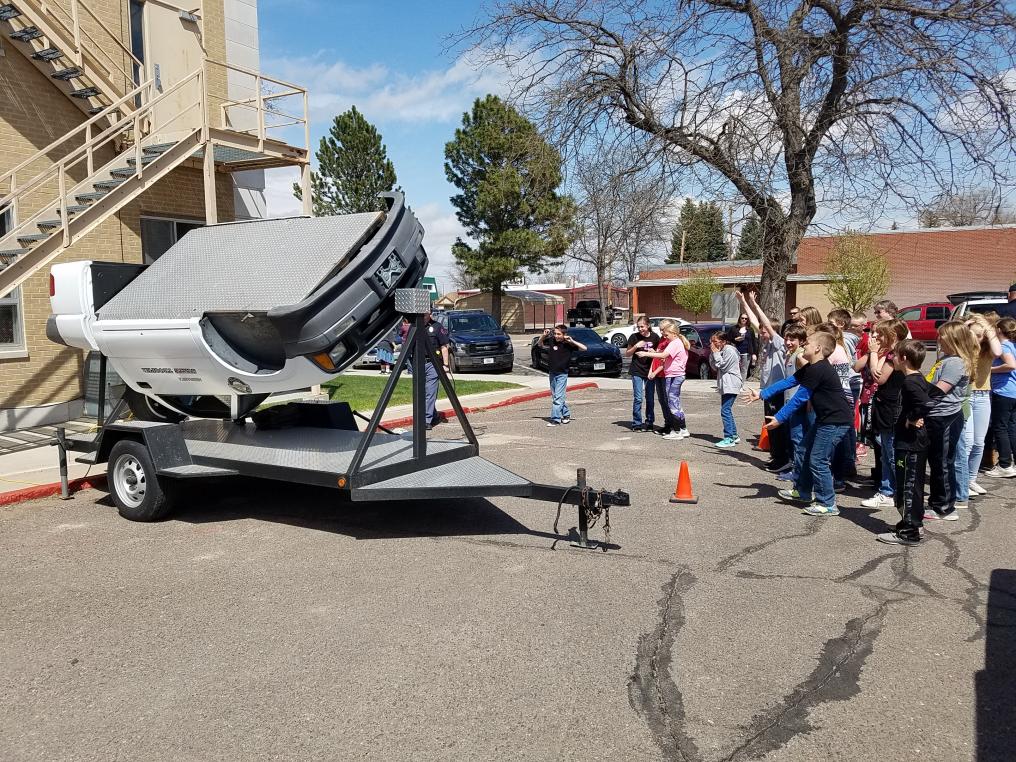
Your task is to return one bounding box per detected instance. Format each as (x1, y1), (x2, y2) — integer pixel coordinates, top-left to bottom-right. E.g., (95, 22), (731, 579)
(423, 318), (450, 424)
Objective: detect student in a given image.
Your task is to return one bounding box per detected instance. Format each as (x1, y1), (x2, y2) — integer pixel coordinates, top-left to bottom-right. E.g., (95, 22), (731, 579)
(540, 324), (587, 427)
(859, 320), (908, 510)
(637, 319), (691, 440)
(876, 340), (941, 545)
(625, 316), (662, 432)
(956, 315), (1004, 499)
(985, 317), (1016, 478)
(744, 331), (854, 516)
(798, 306), (823, 333)
(923, 321), (977, 520)
(779, 323), (810, 482)
(709, 328), (743, 448)
(738, 290), (791, 471)
(733, 312), (757, 380)
(815, 321), (855, 484)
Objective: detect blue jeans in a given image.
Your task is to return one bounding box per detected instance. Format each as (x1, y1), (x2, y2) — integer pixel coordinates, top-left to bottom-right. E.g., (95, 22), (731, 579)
(796, 424), (851, 507)
(720, 394), (737, 439)
(876, 428), (896, 497)
(631, 376), (656, 427)
(549, 373), (570, 422)
(956, 391), (991, 501)
(788, 407), (807, 477)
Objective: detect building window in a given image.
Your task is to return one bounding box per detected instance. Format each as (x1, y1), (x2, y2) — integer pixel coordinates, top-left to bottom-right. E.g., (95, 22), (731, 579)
(0, 206), (25, 351)
(140, 217), (203, 263)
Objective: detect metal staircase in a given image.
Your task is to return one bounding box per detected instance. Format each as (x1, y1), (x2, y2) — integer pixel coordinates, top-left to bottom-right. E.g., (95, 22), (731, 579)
(0, 0), (139, 120)
(0, 72), (205, 297)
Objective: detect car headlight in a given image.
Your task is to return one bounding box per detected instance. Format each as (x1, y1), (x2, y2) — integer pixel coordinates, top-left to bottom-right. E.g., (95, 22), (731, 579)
(454, 344), (466, 355)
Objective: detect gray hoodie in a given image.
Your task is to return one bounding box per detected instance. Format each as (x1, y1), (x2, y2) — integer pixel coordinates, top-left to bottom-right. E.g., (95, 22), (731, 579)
(710, 344), (743, 395)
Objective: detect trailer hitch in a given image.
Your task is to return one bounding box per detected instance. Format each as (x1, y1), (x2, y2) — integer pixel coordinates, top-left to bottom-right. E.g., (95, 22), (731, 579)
(549, 468), (630, 552)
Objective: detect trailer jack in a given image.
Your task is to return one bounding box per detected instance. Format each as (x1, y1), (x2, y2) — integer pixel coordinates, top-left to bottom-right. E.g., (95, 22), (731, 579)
(547, 468), (630, 551)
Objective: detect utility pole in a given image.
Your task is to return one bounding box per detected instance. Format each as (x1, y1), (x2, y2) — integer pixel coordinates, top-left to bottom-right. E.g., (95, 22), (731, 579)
(679, 230), (686, 263)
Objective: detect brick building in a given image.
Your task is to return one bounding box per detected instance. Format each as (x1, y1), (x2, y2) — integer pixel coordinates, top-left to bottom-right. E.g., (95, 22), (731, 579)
(632, 225), (1016, 322)
(0, 0), (309, 431)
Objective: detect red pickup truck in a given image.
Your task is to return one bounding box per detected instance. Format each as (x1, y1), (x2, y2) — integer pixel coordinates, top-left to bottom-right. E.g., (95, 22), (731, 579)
(897, 303), (952, 344)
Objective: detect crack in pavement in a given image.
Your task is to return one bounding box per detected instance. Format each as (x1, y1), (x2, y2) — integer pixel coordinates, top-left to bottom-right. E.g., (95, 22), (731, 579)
(927, 503), (989, 642)
(629, 569), (702, 762)
(713, 520), (824, 573)
(719, 555), (909, 761)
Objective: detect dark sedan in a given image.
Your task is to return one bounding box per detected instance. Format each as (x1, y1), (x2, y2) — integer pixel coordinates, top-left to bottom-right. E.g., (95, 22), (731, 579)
(530, 327), (623, 377)
(680, 323), (729, 380)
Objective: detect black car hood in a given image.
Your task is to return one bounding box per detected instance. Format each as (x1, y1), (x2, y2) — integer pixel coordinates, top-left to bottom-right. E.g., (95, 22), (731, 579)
(576, 343), (619, 360)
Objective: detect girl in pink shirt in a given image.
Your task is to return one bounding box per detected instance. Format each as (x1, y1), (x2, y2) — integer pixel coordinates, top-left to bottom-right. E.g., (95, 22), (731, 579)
(638, 319), (691, 440)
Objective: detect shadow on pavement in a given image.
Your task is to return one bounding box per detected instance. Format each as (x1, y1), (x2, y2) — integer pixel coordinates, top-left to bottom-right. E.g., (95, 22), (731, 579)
(976, 568), (1016, 761)
(164, 476), (575, 543)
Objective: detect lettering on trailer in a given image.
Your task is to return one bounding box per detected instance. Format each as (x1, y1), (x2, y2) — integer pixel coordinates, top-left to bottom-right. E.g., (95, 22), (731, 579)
(140, 367), (198, 374)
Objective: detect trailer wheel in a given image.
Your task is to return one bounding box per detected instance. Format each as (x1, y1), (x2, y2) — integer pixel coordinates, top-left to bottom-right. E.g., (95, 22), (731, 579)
(108, 440), (173, 521)
(123, 388), (186, 423)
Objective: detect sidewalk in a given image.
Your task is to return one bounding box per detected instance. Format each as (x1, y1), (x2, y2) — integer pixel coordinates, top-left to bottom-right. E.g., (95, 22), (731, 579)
(0, 375), (599, 502)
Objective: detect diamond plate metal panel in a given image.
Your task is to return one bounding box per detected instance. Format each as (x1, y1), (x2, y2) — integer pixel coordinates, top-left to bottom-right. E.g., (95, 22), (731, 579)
(395, 288), (432, 314)
(362, 456), (531, 490)
(98, 212), (385, 320)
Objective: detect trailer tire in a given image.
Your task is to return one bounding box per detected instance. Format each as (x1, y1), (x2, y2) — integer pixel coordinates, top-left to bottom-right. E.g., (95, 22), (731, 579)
(124, 388), (186, 424)
(108, 440), (173, 521)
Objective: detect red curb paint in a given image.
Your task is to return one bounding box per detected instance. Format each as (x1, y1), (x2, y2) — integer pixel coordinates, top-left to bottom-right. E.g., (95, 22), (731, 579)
(382, 382), (600, 429)
(0, 475), (107, 507)
(0, 382), (602, 506)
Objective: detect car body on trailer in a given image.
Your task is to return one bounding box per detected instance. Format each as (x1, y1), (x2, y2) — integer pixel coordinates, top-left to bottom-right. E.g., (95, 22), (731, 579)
(432, 309), (514, 373)
(897, 302), (952, 345)
(602, 316), (690, 348)
(47, 193), (427, 421)
(530, 326), (622, 376)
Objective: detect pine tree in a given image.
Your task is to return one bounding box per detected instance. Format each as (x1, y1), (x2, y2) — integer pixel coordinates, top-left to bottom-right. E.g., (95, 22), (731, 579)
(444, 95), (575, 322)
(293, 106), (398, 215)
(736, 214), (762, 260)
(667, 198), (698, 263)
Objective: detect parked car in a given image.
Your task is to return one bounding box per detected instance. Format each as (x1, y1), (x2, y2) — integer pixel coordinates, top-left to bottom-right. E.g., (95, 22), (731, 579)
(432, 309), (514, 373)
(603, 316), (690, 348)
(947, 291), (1010, 320)
(530, 327), (622, 376)
(897, 302), (953, 345)
(567, 300), (605, 327)
(353, 343), (400, 369)
(680, 323), (730, 380)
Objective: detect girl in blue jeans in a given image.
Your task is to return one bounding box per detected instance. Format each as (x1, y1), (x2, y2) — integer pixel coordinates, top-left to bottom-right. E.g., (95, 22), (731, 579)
(709, 329), (743, 447)
(955, 315), (1005, 501)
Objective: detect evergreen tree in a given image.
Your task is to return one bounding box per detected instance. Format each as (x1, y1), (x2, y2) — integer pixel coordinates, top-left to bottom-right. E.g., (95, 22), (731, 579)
(668, 200), (728, 262)
(444, 95), (575, 322)
(293, 106), (398, 215)
(667, 198), (698, 263)
(736, 214), (762, 260)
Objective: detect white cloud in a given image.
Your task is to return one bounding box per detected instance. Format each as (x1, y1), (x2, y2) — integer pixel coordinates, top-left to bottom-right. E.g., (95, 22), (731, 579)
(262, 49), (511, 125)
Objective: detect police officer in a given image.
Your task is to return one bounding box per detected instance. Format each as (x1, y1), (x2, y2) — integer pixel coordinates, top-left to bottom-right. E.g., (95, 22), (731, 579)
(423, 310), (450, 429)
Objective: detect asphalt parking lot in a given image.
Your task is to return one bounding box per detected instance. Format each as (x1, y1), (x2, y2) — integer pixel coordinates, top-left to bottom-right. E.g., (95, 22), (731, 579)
(2, 381), (1014, 761)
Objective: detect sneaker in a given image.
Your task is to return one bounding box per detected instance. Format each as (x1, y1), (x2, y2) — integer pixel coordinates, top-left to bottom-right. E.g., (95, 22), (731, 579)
(662, 431), (681, 440)
(547, 420), (561, 427)
(778, 488), (812, 504)
(923, 510), (944, 521)
(677, 429), (691, 439)
(803, 503), (840, 516)
(644, 423), (656, 433)
(953, 502), (968, 511)
(876, 531), (920, 546)
(562, 417), (571, 424)
(715, 437), (737, 448)
(631, 423), (644, 432)
(776, 470), (797, 482)
(764, 461), (789, 473)
(776, 461), (794, 473)
(941, 509), (960, 521)
(861, 493), (894, 510)
(969, 481), (987, 495)
(732, 436), (741, 444)
(984, 465), (1016, 478)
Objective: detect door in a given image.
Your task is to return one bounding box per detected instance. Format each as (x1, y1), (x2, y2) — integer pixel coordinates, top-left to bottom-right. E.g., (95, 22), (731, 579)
(898, 306), (933, 341)
(143, 2), (205, 142)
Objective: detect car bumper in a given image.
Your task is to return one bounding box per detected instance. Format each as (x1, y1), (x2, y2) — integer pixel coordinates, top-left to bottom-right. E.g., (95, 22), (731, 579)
(455, 353), (514, 370)
(570, 360), (622, 376)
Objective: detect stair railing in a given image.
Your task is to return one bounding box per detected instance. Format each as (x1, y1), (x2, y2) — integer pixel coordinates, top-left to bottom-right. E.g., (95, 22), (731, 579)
(18, 0), (143, 99)
(0, 67), (205, 251)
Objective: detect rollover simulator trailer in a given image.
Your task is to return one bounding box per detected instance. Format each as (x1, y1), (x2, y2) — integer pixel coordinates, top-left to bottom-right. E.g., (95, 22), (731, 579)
(52, 196), (628, 549)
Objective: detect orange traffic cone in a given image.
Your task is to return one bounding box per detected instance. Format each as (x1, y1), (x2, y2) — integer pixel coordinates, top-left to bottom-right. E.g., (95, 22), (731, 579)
(670, 461), (698, 504)
(757, 426), (770, 452)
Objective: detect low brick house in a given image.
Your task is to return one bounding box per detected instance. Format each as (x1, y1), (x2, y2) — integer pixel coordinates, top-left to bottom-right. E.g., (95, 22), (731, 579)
(632, 225), (1016, 322)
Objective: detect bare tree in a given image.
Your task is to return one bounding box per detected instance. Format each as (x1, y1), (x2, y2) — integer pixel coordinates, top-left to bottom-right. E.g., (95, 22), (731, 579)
(461, 0), (1016, 316)
(448, 259), (479, 291)
(918, 188), (1016, 227)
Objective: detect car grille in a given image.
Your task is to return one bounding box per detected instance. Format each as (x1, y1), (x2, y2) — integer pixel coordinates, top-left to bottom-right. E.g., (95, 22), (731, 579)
(467, 342), (507, 354)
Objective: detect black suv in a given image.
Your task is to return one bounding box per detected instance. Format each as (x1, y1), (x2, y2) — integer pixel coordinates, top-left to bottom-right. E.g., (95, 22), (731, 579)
(434, 309), (514, 373)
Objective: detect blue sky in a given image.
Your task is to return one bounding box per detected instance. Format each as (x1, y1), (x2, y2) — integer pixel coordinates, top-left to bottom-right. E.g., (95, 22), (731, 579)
(258, 0), (499, 292)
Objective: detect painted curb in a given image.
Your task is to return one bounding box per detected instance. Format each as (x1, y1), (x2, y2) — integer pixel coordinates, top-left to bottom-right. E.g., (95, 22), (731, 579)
(381, 381), (600, 429)
(0, 382), (602, 507)
(0, 474), (107, 507)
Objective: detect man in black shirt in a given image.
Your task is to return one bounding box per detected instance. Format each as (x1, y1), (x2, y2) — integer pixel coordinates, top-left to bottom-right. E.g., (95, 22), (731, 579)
(422, 311), (450, 429)
(997, 284), (1016, 320)
(625, 317), (662, 431)
(541, 324), (586, 426)
(877, 340), (944, 545)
